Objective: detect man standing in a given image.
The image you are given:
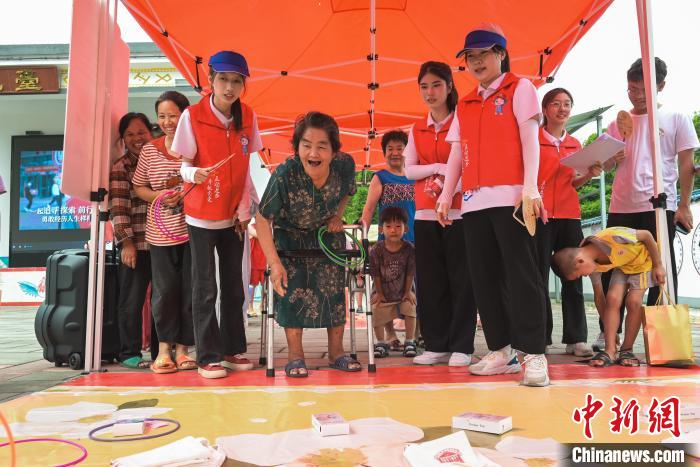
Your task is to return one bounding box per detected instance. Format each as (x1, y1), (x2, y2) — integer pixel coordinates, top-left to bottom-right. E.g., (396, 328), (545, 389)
(596, 57), (698, 350)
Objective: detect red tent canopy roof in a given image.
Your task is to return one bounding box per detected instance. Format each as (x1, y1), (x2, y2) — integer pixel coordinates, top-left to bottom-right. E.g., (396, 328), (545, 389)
(122, 0), (612, 168)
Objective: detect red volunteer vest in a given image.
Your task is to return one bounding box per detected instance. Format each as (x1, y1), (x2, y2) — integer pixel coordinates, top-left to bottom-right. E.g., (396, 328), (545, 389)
(457, 72), (524, 192)
(537, 127), (582, 219)
(412, 114), (461, 210)
(184, 96), (253, 221)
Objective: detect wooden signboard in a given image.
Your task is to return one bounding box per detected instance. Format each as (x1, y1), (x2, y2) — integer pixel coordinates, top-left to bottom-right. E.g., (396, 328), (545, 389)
(0, 66), (60, 95)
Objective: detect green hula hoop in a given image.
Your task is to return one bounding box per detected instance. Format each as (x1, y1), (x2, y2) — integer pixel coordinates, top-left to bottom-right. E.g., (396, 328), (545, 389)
(317, 227), (366, 269)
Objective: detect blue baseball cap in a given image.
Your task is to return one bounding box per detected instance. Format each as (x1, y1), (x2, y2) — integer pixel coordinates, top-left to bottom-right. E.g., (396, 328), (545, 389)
(456, 23), (507, 58)
(208, 50), (250, 77)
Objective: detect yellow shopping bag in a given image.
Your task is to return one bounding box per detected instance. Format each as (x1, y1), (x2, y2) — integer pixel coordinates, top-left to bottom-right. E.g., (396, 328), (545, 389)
(641, 287), (694, 366)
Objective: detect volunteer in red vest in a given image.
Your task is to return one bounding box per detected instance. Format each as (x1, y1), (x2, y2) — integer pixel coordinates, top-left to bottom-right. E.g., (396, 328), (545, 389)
(404, 61), (477, 367)
(437, 23), (550, 386)
(133, 90), (196, 374)
(173, 51), (261, 379)
(536, 88), (601, 358)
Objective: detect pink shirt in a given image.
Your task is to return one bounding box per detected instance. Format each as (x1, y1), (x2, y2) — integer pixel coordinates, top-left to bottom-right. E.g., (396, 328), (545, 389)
(607, 109), (699, 213)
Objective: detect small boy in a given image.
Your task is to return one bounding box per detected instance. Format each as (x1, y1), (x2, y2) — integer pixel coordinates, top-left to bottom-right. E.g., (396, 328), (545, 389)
(552, 226), (666, 367)
(369, 207), (417, 358)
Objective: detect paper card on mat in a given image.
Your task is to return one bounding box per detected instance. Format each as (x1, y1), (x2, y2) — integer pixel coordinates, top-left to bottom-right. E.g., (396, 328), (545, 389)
(403, 431), (498, 466)
(560, 133), (625, 173)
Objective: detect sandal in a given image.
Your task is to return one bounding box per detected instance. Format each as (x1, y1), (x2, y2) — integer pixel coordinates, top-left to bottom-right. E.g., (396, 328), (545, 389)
(403, 340), (417, 358)
(176, 354), (197, 371)
(616, 349), (640, 367)
(416, 337), (426, 349)
(150, 355), (177, 374)
(374, 342), (389, 358)
(389, 339), (403, 352)
(120, 356), (150, 369)
(285, 359), (309, 378)
(329, 355), (362, 372)
(588, 351), (614, 368)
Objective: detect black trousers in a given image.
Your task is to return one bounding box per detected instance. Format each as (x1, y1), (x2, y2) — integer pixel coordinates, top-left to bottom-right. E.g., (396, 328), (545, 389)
(414, 219), (477, 354)
(189, 225), (247, 366)
(117, 250), (151, 361)
(600, 210), (678, 333)
(150, 243), (194, 346)
(535, 218), (587, 344)
(462, 207), (547, 354)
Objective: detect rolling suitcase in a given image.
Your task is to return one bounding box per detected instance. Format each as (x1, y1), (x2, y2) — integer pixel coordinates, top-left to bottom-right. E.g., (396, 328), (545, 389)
(35, 249), (120, 369)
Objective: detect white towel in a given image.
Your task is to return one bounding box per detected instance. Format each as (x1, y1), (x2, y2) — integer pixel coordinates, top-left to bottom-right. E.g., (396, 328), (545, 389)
(111, 436), (226, 467)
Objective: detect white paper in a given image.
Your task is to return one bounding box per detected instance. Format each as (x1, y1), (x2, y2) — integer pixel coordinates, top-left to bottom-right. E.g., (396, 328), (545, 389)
(403, 431), (498, 467)
(560, 133), (625, 173)
(111, 436), (226, 467)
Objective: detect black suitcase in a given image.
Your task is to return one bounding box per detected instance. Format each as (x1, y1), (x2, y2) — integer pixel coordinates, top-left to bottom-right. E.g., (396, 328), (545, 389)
(35, 249), (120, 369)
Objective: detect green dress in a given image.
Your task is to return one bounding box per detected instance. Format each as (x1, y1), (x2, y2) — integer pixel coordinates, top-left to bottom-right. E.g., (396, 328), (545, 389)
(259, 153), (356, 328)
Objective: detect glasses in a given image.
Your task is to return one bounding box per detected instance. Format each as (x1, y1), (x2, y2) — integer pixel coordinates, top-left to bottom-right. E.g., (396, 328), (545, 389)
(465, 49), (495, 64)
(547, 101), (572, 110)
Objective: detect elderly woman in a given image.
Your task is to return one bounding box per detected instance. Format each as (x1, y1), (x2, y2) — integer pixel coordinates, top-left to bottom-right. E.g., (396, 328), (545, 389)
(255, 111), (361, 377)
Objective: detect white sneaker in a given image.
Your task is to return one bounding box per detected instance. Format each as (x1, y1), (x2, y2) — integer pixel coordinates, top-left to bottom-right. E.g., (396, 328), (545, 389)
(592, 332), (621, 352)
(469, 346), (521, 376)
(197, 364), (227, 379)
(448, 352), (472, 367)
(413, 351), (450, 365)
(522, 354), (550, 387)
(566, 342), (594, 357)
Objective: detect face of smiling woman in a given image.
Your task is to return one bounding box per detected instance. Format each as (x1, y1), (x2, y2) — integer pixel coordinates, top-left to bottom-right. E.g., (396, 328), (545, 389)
(298, 127), (334, 185)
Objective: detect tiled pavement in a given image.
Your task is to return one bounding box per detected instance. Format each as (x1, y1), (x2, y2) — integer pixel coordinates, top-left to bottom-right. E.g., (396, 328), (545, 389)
(1, 301), (698, 404)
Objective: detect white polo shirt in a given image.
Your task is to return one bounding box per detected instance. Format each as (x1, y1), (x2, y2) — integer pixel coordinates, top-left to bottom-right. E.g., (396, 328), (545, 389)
(173, 95), (262, 229)
(607, 109), (699, 213)
(444, 74), (541, 214)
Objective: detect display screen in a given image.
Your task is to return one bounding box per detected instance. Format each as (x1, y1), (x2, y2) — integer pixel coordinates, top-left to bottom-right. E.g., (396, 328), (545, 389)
(18, 150), (92, 230)
(10, 135), (91, 267)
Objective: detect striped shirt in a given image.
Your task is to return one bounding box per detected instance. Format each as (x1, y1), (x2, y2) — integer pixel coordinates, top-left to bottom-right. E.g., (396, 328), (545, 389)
(109, 152), (149, 251)
(132, 137), (188, 246)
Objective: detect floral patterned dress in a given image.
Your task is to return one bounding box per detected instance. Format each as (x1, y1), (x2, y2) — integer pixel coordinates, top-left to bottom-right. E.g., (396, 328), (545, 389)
(258, 153), (356, 328)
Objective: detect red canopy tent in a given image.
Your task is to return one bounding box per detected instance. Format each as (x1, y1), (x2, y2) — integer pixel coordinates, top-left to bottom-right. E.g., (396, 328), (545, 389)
(121, 0), (613, 169)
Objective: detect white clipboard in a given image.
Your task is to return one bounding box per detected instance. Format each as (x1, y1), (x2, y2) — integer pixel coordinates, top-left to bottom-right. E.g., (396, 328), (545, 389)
(560, 133), (625, 173)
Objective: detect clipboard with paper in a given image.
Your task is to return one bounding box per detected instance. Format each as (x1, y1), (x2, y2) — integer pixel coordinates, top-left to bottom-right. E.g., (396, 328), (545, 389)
(560, 133), (625, 173)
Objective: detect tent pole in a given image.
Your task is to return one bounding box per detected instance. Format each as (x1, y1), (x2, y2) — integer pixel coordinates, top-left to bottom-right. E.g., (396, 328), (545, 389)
(365, 0), (377, 173)
(596, 115), (607, 228)
(635, 0), (674, 302)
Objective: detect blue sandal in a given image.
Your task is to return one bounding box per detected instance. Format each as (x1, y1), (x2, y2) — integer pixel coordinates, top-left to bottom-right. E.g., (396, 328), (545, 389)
(285, 359), (309, 378)
(329, 355), (362, 372)
(374, 343), (389, 358)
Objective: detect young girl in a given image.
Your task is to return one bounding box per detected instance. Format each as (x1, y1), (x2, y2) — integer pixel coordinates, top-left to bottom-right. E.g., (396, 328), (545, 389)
(109, 112), (153, 369)
(133, 91), (196, 373)
(536, 88), (601, 357)
(404, 61), (477, 367)
(437, 23), (549, 386)
(172, 50), (261, 379)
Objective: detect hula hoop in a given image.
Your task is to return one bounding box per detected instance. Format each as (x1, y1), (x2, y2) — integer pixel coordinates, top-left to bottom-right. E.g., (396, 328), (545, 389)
(149, 191), (188, 243)
(88, 417), (180, 442)
(0, 410), (15, 467)
(0, 437), (88, 467)
(317, 227), (366, 269)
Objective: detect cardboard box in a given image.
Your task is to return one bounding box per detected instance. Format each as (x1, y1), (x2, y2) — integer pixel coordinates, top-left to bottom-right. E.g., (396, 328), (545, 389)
(452, 412), (512, 435)
(404, 431), (498, 467)
(311, 412), (350, 436)
(113, 417), (145, 437)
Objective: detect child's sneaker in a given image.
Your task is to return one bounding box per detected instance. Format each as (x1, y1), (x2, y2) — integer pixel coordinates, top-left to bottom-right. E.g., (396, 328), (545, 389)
(469, 346), (521, 376)
(198, 364), (227, 379)
(565, 342), (594, 357)
(448, 352), (472, 367)
(221, 354), (254, 371)
(403, 340), (418, 358)
(521, 354), (550, 387)
(413, 351), (450, 365)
